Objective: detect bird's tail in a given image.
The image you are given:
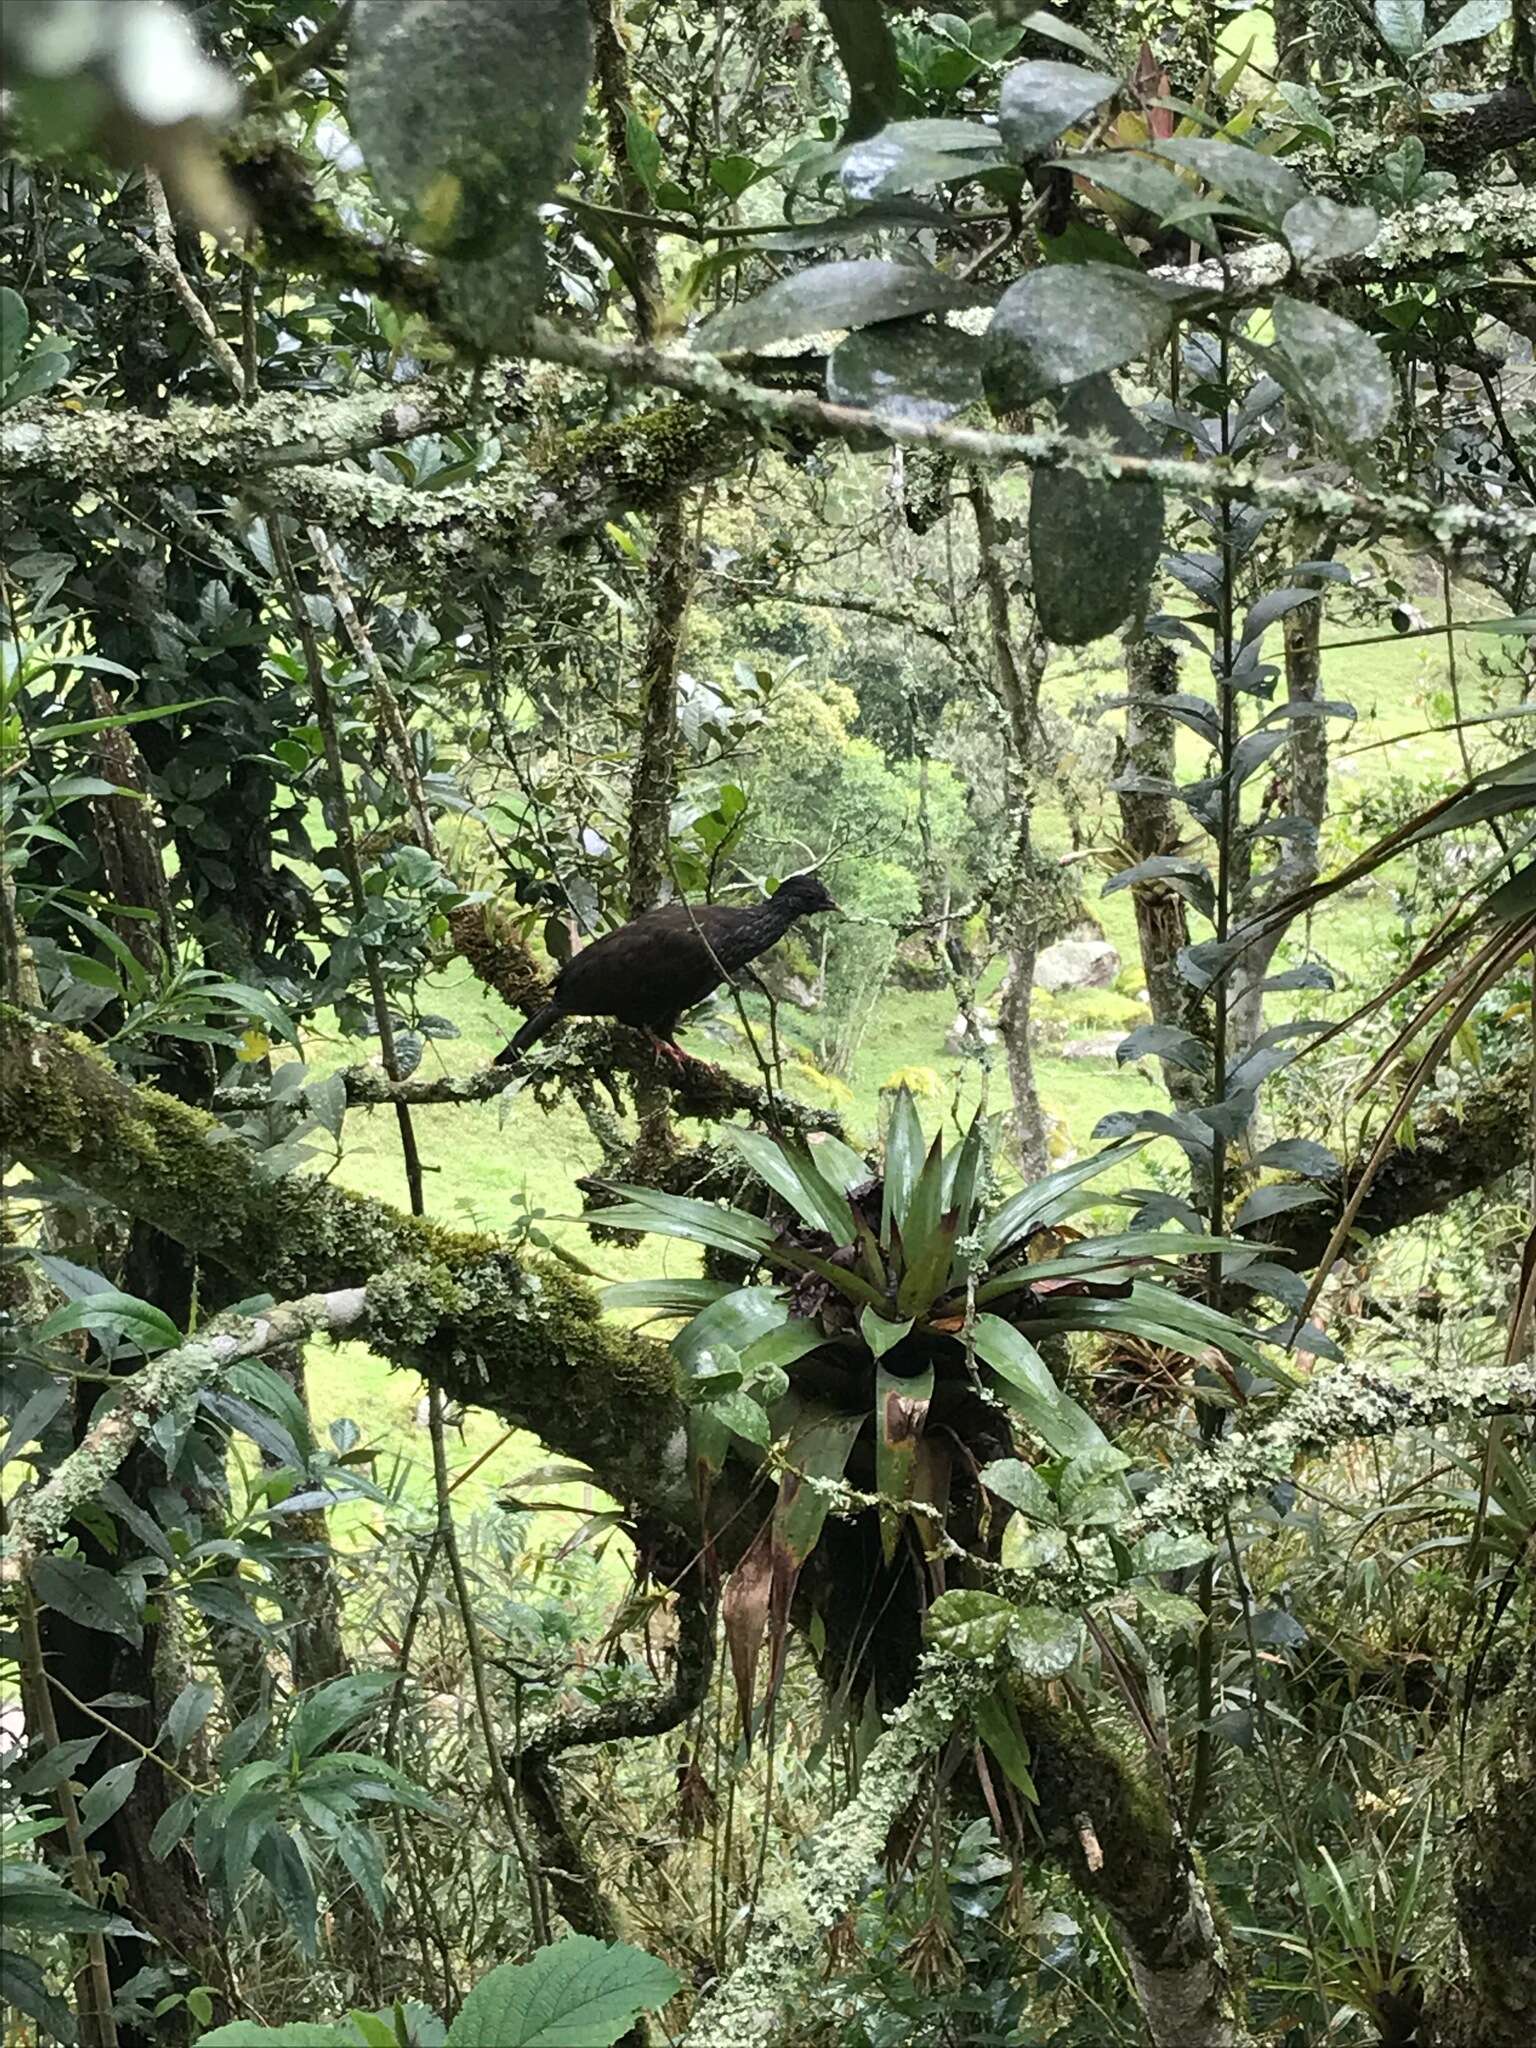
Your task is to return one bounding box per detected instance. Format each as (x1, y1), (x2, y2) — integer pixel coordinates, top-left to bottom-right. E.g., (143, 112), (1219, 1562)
(494, 1003), (562, 1066)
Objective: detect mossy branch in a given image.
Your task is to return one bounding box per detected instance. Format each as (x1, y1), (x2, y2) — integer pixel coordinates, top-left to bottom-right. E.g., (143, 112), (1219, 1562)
(0, 1008), (692, 1526)
(1256, 1058), (1534, 1267)
(1, 1288), (368, 1586)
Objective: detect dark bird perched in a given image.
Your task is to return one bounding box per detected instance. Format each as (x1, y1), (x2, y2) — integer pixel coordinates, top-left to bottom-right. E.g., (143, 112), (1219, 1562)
(495, 872), (838, 1066)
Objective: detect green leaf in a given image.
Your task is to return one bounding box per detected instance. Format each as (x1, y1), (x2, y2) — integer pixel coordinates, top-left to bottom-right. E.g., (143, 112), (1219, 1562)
(288, 1672), (396, 1764)
(774, 1401), (865, 1568)
(1135, 1588), (1206, 1633)
(900, 1129), (947, 1260)
(1281, 196), (1379, 271)
(1052, 150), (1213, 244)
(970, 1315), (1107, 1458)
(253, 1827), (319, 1957)
(30, 1555), (142, 1649)
(998, 59), (1118, 160)
(973, 1684), (1037, 1800)
(0, 1378), (69, 1469)
(739, 1318), (828, 1374)
(1233, 1182), (1328, 1229)
(673, 1287), (794, 1383)
(0, 1948), (78, 2047)
(709, 153), (761, 199)
(1267, 297), (1393, 455)
(874, 1359), (933, 1561)
(703, 1386), (774, 1449)
(978, 1457), (1057, 1523)
(725, 1127), (854, 1241)
(882, 1084), (925, 1240)
(1150, 137), (1303, 227)
(600, 1277), (731, 1317)
(0, 285), (30, 381)
(31, 695), (221, 745)
(1, 350), (69, 410)
(1029, 373), (1164, 644)
(1009, 1604), (1085, 1678)
(1116, 1024), (1210, 1073)
(624, 109), (662, 194)
(1058, 1445), (1134, 1530)
(985, 265), (1173, 409)
(827, 320), (985, 426)
(78, 1758), (141, 1837)
(37, 1287), (180, 1353)
(1374, 0), (1426, 54)
(837, 119), (1000, 200)
(926, 1589), (1015, 1659)
(193, 2025), (353, 2046)
(981, 1139), (1144, 1257)
(860, 1307), (914, 1359)
(444, 1937), (680, 2047)
(1132, 1531), (1216, 1575)
(588, 1186), (775, 1260)
(1019, 8), (1114, 66)
(150, 1789), (198, 1861)
(700, 259), (985, 354)
(1424, 0), (1510, 51)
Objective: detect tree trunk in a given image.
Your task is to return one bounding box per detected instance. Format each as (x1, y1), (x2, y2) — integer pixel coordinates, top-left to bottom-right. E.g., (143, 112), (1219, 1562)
(1114, 626), (1208, 1113)
(34, 1221), (234, 2045)
(1226, 553), (1331, 1067)
(1424, 1628), (1536, 2048)
(967, 475), (1051, 1178)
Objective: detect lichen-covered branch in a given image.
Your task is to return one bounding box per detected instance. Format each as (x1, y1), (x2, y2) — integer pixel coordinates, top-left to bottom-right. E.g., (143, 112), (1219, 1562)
(1150, 186), (1536, 305)
(680, 1652), (993, 2046)
(1134, 1358), (1536, 1550)
(1259, 1058), (1533, 1267)
(1, 387), (465, 485)
(2, 390), (754, 577)
(1, 1288), (368, 1586)
(525, 320), (1536, 553)
(0, 1009), (692, 1525)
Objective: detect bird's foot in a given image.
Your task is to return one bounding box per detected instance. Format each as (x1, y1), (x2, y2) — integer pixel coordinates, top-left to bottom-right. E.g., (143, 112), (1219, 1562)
(647, 1033), (693, 1072)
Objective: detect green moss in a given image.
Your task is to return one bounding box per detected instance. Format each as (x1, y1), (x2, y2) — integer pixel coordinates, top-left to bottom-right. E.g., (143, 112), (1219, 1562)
(552, 404), (742, 516)
(1019, 1688), (1180, 1936)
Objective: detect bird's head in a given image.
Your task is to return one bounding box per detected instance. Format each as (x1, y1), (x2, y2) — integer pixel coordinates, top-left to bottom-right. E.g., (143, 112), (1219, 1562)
(773, 871), (839, 916)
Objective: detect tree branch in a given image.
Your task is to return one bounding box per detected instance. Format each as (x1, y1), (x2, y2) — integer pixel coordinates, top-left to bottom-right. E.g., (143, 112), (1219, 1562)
(0, 1008), (693, 1527)
(1, 1288), (368, 1586)
(524, 318), (1536, 553)
(1258, 1059), (1533, 1267)
(1, 392), (758, 574)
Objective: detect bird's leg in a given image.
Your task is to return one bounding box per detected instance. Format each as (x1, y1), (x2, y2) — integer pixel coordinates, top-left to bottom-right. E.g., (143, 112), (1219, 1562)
(645, 1026), (692, 1071)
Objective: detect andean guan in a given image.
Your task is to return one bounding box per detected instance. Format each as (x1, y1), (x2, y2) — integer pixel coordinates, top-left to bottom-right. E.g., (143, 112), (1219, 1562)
(494, 871), (838, 1065)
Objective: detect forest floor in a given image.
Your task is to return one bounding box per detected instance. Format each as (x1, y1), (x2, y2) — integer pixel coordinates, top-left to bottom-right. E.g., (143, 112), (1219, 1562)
(305, 586), (1508, 1541)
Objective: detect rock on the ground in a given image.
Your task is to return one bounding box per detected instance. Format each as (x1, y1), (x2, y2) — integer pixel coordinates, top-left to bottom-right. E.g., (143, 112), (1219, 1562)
(1059, 1033), (1125, 1062)
(946, 1006), (998, 1055)
(1034, 938), (1120, 993)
